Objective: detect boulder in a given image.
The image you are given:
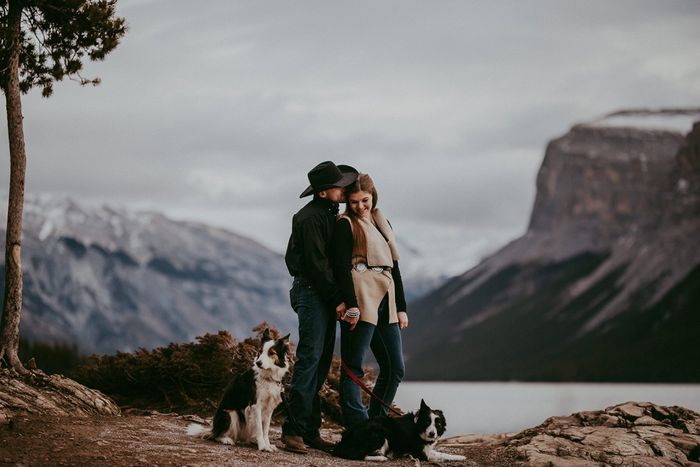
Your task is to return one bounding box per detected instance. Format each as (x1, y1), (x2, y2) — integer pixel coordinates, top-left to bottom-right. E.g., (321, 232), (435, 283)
(509, 402), (700, 466)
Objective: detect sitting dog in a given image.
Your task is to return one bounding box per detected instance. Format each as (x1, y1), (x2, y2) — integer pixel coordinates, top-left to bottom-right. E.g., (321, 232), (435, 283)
(333, 399), (466, 462)
(187, 329), (291, 452)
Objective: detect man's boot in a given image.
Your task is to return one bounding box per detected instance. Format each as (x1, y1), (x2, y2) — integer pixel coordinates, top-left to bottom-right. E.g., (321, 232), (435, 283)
(304, 435), (335, 453)
(282, 435), (308, 454)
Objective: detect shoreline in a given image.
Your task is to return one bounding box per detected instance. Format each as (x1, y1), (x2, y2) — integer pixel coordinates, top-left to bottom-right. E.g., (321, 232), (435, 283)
(393, 380), (700, 437)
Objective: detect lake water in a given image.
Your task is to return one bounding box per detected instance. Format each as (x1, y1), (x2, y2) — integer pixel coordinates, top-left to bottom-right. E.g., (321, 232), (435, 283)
(392, 382), (700, 437)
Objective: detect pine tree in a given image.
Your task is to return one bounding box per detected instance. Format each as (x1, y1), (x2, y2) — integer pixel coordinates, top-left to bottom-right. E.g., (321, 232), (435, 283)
(0, 0), (126, 372)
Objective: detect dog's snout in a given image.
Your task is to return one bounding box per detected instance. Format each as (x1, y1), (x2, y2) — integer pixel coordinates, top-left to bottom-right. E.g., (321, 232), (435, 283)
(428, 431), (436, 438)
(255, 360), (263, 368)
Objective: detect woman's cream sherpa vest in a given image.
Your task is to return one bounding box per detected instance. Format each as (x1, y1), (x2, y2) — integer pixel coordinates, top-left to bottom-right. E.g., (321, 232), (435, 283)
(339, 208), (400, 325)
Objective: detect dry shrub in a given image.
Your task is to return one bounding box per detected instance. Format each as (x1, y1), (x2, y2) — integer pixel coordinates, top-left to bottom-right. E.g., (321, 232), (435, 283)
(74, 322), (377, 424)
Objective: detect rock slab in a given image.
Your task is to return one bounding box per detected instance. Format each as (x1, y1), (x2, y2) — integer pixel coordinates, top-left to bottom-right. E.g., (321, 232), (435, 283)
(508, 402), (700, 466)
(0, 368), (120, 422)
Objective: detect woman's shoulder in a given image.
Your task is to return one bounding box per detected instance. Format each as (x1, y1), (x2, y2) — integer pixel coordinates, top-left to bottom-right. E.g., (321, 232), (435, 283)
(371, 207), (389, 219)
(371, 208), (394, 229)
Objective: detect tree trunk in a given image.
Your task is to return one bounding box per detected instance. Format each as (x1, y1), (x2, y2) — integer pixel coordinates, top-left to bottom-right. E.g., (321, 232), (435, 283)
(0, 0), (28, 374)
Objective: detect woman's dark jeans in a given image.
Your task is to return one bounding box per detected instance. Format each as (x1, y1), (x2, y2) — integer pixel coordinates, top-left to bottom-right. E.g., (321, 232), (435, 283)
(339, 295), (405, 428)
(282, 277), (337, 440)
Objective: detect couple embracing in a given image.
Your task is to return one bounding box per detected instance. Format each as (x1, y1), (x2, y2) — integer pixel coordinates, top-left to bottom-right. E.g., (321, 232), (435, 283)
(282, 161), (408, 454)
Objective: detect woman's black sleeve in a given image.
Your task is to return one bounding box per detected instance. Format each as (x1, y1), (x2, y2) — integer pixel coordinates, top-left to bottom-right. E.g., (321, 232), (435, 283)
(330, 218), (359, 309)
(392, 260), (407, 312)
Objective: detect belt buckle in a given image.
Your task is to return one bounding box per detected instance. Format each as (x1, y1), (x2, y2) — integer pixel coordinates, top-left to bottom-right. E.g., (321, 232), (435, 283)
(354, 263), (367, 272)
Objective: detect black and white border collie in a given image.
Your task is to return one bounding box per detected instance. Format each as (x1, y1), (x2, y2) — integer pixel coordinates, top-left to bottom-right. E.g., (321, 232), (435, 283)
(187, 329), (291, 452)
(334, 399), (466, 462)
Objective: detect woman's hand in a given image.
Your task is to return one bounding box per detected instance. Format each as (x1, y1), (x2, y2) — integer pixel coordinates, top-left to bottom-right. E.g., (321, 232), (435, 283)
(343, 307), (360, 331)
(397, 311), (408, 329)
(335, 302), (346, 320)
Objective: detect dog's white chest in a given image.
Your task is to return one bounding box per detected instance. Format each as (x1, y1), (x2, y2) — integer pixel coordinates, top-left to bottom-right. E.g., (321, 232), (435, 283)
(256, 378), (282, 406)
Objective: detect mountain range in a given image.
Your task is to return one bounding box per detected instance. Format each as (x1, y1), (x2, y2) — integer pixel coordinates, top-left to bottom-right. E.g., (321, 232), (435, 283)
(3, 108), (698, 383)
(0, 196), (296, 354)
(0, 195), (445, 354)
(402, 108), (700, 382)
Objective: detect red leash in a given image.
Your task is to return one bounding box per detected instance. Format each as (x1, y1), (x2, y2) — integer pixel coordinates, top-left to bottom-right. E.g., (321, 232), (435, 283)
(340, 360), (403, 417)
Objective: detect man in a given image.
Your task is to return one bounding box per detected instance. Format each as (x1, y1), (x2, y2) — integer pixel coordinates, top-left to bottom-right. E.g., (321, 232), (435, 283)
(282, 161), (358, 454)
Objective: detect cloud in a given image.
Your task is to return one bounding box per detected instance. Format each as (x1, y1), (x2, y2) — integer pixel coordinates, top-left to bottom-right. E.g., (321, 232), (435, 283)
(1, 0), (699, 261)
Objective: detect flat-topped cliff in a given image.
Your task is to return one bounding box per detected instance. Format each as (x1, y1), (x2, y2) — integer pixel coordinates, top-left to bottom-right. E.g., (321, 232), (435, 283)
(404, 109), (700, 381)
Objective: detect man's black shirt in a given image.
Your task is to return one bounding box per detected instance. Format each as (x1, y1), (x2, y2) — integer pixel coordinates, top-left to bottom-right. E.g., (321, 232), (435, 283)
(285, 197), (343, 308)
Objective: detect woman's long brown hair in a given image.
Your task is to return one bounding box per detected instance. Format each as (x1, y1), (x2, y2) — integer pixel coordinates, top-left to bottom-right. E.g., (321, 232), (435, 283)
(343, 173), (379, 259)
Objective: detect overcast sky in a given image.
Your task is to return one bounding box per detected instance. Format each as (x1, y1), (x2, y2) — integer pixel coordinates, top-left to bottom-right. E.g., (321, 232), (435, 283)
(2, 0), (700, 272)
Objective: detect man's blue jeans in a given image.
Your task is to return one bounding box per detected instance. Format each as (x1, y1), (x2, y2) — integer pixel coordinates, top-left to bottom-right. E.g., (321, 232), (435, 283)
(339, 295), (405, 428)
(282, 277), (336, 439)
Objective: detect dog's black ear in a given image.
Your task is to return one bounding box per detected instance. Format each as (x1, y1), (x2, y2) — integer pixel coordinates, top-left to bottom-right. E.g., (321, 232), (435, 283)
(279, 333), (291, 342)
(262, 328), (271, 342)
(420, 399), (430, 412)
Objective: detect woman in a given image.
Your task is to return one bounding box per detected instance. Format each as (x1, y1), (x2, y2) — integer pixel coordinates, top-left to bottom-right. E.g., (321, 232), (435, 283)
(331, 173), (408, 429)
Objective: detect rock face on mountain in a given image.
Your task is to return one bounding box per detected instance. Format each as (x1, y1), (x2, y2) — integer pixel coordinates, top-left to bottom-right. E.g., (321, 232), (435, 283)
(404, 109), (700, 382)
(0, 197), (296, 354)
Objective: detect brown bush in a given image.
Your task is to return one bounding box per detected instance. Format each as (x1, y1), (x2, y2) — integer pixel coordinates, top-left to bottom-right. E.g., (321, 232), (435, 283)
(74, 322), (377, 425)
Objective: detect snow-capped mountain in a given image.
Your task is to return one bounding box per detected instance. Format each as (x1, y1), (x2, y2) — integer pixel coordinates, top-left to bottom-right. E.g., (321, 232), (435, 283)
(1, 195), (449, 355)
(1, 195), (296, 354)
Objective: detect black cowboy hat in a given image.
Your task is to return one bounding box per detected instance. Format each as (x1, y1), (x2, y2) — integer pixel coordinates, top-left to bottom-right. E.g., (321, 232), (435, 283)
(299, 161), (358, 198)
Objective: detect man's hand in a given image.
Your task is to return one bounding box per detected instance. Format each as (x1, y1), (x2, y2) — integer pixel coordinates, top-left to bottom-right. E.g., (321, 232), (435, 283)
(342, 307), (360, 331)
(397, 311), (408, 329)
(335, 302), (346, 320)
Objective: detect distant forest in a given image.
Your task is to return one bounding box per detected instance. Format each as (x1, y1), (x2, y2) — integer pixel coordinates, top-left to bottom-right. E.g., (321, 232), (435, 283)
(18, 338), (85, 376)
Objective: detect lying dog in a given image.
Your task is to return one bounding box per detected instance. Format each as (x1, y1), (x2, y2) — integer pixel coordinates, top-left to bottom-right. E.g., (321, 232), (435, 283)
(187, 329), (291, 452)
(333, 399), (466, 462)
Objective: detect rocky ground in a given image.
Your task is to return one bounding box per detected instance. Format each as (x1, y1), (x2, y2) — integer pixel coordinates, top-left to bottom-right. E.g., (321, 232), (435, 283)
(0, 412), (490, 467)
(3, 402), (700, 466)
(2, 370), (700, 466)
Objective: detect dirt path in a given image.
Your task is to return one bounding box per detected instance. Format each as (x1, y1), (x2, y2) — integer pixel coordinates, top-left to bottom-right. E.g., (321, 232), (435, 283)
(0, 413), (517, 466)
